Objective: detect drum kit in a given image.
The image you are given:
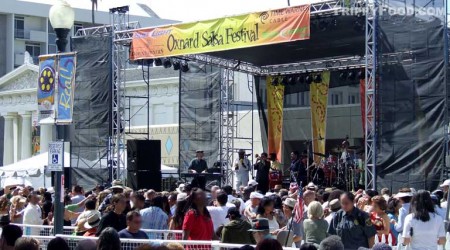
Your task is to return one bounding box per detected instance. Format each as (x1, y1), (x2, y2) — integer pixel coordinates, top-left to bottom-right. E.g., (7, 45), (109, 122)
(309, 144), (364, 191)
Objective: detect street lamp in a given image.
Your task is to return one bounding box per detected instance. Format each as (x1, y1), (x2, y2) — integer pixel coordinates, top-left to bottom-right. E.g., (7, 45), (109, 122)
(49, 0), (75, 52)
(48, 0), (74, 235)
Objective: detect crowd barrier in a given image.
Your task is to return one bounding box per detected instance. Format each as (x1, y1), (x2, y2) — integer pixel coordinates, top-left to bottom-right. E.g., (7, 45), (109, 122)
(12, 223), (183, 240)
(26, 235), (299, 250)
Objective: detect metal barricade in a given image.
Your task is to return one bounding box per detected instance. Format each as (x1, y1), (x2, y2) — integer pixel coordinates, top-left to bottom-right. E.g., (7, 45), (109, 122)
(141, 229), (183, 240)
(11, 223), (76, 236)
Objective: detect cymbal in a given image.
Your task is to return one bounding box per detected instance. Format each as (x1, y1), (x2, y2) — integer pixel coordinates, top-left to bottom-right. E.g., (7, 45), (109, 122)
(348, 146), (361, 150)
(312, 152), (326, 157)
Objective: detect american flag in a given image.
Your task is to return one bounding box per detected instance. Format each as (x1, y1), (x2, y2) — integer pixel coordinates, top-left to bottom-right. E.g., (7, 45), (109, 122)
(293, 183), (304, 223)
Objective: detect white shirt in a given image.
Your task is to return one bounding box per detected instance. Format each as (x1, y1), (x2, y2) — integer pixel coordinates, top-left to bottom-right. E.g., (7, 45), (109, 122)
(23, 203), (43, 236)
(207, 206), (230, 232)
(71, 194), (85, 213)
(402, 212), (445, 250)
(234, 158), (251, 174)
(325, 211), (336, 225)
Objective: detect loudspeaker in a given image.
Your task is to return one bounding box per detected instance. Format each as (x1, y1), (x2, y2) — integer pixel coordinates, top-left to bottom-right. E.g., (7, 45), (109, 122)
(127, 140), (162, 191)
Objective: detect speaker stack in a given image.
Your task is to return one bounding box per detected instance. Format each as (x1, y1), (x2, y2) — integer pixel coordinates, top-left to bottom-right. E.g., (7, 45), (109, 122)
(127, 140), (162, 191)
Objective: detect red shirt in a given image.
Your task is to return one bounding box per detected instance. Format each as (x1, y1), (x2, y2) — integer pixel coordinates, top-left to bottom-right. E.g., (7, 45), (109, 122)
(182, 210), (214, 240)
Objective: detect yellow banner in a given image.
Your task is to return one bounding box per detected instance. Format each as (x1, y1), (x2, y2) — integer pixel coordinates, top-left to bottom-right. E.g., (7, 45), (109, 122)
(310, 71), (330, 163)
(131, 5), (310, 59)
(267, 76), (285, 162)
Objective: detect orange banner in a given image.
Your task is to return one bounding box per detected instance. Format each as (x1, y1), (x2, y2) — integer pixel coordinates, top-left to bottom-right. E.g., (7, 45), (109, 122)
(310, 71), (330, 163)
(267, 76), (285, 162)
(131, 5), (310, 60)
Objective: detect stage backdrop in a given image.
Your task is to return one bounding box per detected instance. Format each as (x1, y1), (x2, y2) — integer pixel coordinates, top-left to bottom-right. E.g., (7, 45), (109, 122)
(267, 76), (285, 162)
(179, 63), (221, 172)
(310, 71), (330, 163)
(131, 5), (310, 59)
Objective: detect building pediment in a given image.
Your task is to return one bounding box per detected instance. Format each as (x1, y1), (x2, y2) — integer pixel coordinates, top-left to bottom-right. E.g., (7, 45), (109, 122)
(0, 63), (38, 93)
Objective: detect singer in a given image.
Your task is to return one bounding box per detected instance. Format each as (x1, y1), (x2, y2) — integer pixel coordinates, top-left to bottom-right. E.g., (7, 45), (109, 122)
(234, 149), (251, 189)
(253, 152), (270, 194)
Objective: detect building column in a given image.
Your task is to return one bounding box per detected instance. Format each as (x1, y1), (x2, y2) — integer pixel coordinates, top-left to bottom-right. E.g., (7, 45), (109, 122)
(3, 114), (15, 165)
(13, 114), (19, 163)
(40, 124), (53, 153)
(20, 112), (32, 160)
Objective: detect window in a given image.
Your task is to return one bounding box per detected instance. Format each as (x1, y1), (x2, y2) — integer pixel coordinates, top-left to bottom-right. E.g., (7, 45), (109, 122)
(73, 23), (83, 36)
(348, 93), (360, 104)
(25, 42), (41, 63)
(14, 16), (25, 38)
(330, 92), (343, 105)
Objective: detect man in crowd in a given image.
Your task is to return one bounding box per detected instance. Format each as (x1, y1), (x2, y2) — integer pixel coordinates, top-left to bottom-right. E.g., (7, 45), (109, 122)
(221, 207), (255, 244)
(23, 192), (51, 235)
(324, 199), (341, 225)
(140, 195), (168, 239)
(132, 194), (145, 211)
(222, 185), (245, 213)
(207, 191), (231, 232)
(74, 199), (100, 235)
(118, 211), (149, 239)
(275, 198), (302, 247)
(328, 192), (376, 249)
(244, 192), (263, 221)
(439, 179), (450, 208)
(71, 185), (85, 213)
(234, 149), (251, 189)
(249, 218), (272, 243)
(98, 180), (125, 213)
(0, 224), (22, 250)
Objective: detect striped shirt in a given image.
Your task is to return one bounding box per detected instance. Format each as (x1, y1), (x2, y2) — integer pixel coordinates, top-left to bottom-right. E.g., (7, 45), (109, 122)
(140, 206), (168, 239)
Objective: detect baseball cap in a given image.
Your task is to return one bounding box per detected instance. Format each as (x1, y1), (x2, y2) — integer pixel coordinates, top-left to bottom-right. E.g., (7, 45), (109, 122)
(248, 180), (258, 187)
(249, 218), (270, 232)
(226, 207), (241, 219)
(250, 192), (264, 199)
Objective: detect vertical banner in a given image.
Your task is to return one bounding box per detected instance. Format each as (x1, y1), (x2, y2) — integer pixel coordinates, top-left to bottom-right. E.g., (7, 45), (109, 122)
(310, 71), (330, 163)
(56, 53), (77, 124)
(267, 76), (285, 162)
(31, 111), (40, 156)
(37, 55), (57, 124)
(359, 79), (366, 136)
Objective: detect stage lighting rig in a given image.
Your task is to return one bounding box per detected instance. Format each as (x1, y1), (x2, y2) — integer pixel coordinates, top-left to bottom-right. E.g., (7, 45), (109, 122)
(281, 76), (288, 85)
(295, 75), (305, 84)
(348, 71), (356, 80)
(287, 75), (295, 85)
(339, 72), (348, 80)
(181, 61), (189, 72)
(154, 58), (163, 66)
(163, 58), (172, 68)
(271, 77), (279, 86)
(358, 69), (365, 79)
(173, 60), (181, 70)
(305, 75), (313, 84)
(314, 74), (322, 83)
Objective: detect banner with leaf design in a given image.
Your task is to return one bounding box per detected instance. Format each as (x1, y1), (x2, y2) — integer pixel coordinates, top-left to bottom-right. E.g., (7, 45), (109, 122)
(267, 76), (285, 162)
(310, 71), (330, 163)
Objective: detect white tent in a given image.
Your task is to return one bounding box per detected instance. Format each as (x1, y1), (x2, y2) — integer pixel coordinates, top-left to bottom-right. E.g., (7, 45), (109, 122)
(161, 164), (178, 178)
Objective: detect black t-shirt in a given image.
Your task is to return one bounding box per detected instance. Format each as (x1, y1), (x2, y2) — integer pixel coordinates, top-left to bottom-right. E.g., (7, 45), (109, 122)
(96, 211), (127, 236)
(188, 158), (208, 173)
(118, 229), (149, 239)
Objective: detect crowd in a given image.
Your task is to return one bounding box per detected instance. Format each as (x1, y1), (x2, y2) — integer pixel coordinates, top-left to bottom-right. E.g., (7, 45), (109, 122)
(0, 178), (448, 250)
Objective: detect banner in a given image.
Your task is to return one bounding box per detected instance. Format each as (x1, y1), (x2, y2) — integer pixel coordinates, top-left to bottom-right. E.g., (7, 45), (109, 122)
(31, 111), (40, 156)
(56, 54), (77, 124)
(37, 55), (56, 124)
(131, 5), (310, 59)
(310, 71), (330, 163)
(267, 76), (285, 162)
(37, 53), (77, 124)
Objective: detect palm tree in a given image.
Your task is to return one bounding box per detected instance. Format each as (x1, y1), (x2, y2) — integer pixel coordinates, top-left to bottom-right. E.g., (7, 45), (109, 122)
(91, 0), (97, 24)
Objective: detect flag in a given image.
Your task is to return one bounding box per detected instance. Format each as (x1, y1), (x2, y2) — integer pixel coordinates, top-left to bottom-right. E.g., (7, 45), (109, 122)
(294, 185), (304, 223)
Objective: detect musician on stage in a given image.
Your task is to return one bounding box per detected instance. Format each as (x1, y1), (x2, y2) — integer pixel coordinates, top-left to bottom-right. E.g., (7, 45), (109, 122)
(269, 153), (282, 175)
(253, 153), (270, 194)
(234, 149), (251, 189)
(188, 150), (208, 190)
(290, 151), (307, 187)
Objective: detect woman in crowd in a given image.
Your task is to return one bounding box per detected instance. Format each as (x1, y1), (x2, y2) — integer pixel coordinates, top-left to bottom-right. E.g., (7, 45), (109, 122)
(256, 197), (279, 232)
(402, 190), (446, 250)
(370, 195), (395, 245)
(182, 188), (214, 240)
(303, 201), (328, 246)
(269, 194), (287, 228)
(386, 197), (400, 243)
(9, 195), (26, 224)
(169, 198), (187, 239)
(0, 196), (10, 215)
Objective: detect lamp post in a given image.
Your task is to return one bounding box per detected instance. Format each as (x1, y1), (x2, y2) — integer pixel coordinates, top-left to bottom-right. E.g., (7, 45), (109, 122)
(49, 0), (74, 235)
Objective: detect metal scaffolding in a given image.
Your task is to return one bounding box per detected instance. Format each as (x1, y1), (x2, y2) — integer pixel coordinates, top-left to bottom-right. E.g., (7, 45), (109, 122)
(364, 0), (378, 190)
(220, 69), (235, 185)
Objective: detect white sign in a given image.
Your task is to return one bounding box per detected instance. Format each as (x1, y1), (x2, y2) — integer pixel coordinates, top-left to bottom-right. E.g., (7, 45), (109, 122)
(48, 141), (64, 171)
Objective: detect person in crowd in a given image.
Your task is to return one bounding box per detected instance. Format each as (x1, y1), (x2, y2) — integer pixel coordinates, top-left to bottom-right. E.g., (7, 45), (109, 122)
(169, 195), (187, 240)
(290, 151), (307, 187)
(324, 199), (340, 225)
(274, 197), (302, 247)
(75, 239), (97, 250)
(144, 190), (156, 208)
(318, 235), (344, 250)
(0, 224), (22, 250)
(82, 212), (101, 237)
(208, 186), (220, 206)
(385, 197), (400, 243)
(256, 196), (279, 233)
(23, 192), (52, 235)
(0, 196), (10, 216)
(244, 192), (263, 221)
(300, 243), (318, 250)
(98, 180), (125, 213)
(140, 195), (169, 235)
(269, 194), (287, 228)
(9, 196), (26, 224)
(249, 218), (272, 243)
(132, 194), (146, 211)
(254, 153), (271, 194)
(402, 190), (446, 250)
(380, 188), (390, 202)
(75, 200), (100, 235)
(221, 207), (255, 244)
(182, 188), (214, 240)
(47, 237), (69, 250)
(207, 191), (231, 232)
(303, 201), (328, 246)
(188, 150), (208, 174)
(168, 193), (177, 216)
(96, 190), (111, 210)
(14, 237), (39, 250)
(96, 193), (127, 236)
(222, 185), (245, 212)
(255, 238), (282, 250)
(430, 194), (446, 219)
(118, 211), (149, 239)
(439, 179), (450, 208)
(370, 195), (395, 245)
(391, 188), (412, 234)
(71, 185), (85, 213)
(97, 227), (121, 250)
(328, 192), (376, 249)
(235, 149), (251, 189)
